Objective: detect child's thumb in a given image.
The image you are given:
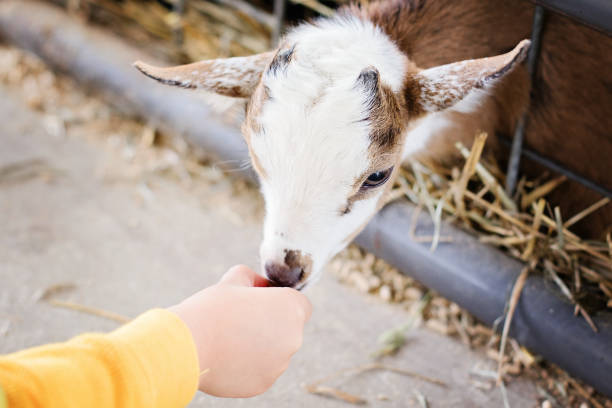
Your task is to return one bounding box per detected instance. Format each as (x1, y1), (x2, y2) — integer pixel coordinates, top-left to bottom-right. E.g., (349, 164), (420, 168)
(220, 264), (269, 287)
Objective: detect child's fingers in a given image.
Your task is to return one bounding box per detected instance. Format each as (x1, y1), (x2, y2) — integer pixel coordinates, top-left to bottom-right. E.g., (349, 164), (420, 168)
(220, 265), (267, 287)
(290, 290), (312, 323)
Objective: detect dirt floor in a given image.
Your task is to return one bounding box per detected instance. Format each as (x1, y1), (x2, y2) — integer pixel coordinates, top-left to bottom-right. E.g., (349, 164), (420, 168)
(0, 48), (552, 407)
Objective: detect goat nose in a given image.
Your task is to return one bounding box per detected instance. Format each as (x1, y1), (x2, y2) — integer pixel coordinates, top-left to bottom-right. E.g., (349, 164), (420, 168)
(265, 260), (304, 288)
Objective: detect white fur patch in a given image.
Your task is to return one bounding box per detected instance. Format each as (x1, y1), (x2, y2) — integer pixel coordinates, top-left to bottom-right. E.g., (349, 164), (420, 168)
(402, 89), (487, 159)
(283, 16), (407, 92)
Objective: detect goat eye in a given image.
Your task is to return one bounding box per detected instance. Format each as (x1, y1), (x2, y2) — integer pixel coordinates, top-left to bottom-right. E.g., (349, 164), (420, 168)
(361, 167), (393, 189)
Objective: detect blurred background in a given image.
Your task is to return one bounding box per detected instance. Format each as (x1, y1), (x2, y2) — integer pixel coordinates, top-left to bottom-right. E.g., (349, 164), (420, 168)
(46, 0), (342, 60)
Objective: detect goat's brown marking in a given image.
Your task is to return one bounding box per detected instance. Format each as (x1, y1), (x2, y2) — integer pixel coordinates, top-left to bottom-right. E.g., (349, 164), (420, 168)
(249, 146), (268, 179)
(342, 67), (411, 215)
(243, 81), (271, 179)
(340, 68), (408, 215)
(355, 64), (409, 151)
(401, 72), (427, 117)
(244, 82), (269, 135)
(339, 203), (351, 215)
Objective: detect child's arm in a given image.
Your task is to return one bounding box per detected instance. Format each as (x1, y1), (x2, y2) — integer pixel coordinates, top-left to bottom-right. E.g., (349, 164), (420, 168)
(0, 309), (199, 408)
(0, 265), (311, 407)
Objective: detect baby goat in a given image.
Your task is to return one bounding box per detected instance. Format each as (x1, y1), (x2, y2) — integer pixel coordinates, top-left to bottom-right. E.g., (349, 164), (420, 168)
(135, 0), (612, 289)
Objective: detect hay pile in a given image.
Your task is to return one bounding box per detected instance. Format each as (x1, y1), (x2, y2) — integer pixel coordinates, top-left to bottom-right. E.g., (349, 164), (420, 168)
(48, 0), (273, 61)
(388, 133), (611, 321)
(45, 0), (346, 62)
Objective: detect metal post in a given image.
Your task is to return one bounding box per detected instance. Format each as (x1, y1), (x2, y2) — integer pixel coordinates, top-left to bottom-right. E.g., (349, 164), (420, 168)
(172, 0), (186, 48)
(498, 136), (612, 199)
(505, 5), (546, 196)
(272, 0), (286, 46)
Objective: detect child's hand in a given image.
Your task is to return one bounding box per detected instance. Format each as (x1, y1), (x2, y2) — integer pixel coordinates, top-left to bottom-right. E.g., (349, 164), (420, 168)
(169, 265), (312, 397)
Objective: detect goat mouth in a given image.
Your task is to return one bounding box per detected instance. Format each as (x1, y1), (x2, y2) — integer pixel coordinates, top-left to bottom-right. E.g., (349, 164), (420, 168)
(267, 280), (307, 291)
(266, 268), (306, 289)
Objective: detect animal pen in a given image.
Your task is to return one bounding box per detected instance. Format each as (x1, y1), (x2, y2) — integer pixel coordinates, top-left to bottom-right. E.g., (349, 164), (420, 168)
(0, 0), (611, 405)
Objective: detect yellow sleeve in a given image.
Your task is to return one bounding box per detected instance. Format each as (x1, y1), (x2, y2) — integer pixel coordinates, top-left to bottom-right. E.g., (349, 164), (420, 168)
(0, 309), (199, 408)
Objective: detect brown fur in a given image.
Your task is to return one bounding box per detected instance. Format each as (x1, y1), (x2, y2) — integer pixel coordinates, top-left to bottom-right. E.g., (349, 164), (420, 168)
(340, 65), (409, 214)
(348, 0), (612, 237)
(363, 73), (407, 152)
(242, 77), (271, 178)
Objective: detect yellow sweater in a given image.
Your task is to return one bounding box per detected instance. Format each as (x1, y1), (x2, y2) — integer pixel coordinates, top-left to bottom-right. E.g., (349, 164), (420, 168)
(0, 309), (199, 408)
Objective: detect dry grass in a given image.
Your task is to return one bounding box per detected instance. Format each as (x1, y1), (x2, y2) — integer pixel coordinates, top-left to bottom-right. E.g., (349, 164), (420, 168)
(37, 283), (130, 324)
(303, 362), (446, 405)
(388, 136), (612, 318)
(49, 0), (272, 62)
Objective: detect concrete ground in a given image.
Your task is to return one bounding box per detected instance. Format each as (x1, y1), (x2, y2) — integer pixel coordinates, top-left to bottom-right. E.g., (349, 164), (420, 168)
(0, 85), (540, 407)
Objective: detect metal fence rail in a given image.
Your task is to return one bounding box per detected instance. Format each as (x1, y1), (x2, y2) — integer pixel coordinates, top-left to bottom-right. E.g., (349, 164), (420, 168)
(532, 0), (612, 36)
(505, 1), (612, 200)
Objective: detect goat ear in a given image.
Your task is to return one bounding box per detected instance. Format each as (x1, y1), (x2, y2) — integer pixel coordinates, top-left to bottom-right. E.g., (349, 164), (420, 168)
(407, 40), (530, 113)
(133, 52), (274, 98)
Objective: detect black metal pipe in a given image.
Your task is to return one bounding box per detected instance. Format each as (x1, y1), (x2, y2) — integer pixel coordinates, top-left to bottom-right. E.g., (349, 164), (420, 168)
(505, 5), (546, 196)
(499, 135), (612, 199)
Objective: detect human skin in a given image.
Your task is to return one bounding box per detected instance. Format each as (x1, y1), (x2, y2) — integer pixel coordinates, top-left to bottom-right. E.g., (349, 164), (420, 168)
(169, 265), (312, 398)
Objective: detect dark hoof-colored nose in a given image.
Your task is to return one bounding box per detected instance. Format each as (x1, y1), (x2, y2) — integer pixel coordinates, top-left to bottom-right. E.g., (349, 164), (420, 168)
(265, 259), (304, 288)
